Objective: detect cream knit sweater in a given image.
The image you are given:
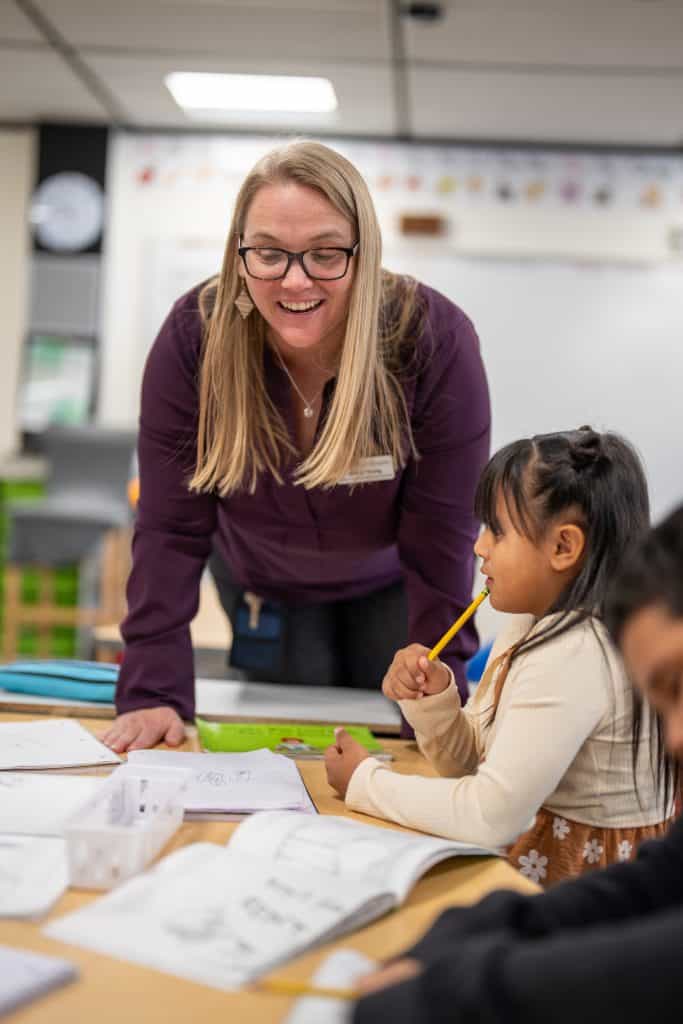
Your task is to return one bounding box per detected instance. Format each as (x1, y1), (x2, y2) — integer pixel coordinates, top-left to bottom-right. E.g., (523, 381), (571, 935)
(346, 615), (670, 849)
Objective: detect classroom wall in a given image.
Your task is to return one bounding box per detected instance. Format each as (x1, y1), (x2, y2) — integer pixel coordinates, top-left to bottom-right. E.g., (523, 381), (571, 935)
(0, 128), (35, 459)
(99, 132), (683, 524)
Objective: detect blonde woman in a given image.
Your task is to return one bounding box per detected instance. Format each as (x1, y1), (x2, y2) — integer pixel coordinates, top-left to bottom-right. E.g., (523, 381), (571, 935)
(105, 141), (490, 754)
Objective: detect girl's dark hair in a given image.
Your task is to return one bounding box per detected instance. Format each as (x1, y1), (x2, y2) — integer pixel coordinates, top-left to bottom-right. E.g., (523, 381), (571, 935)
(475, 426), (673, 806)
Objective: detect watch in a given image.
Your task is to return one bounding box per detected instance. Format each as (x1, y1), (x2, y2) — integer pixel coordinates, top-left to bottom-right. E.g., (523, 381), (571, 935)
(30, 171), (105, 253)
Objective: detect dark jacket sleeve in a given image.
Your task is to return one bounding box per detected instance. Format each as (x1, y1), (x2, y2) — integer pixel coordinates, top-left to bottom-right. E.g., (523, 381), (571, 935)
(116, 289), (217, 721)
(353, 816), (683, 1024)
(397, 286), (491, 702)
(354, 910), (683, 1024)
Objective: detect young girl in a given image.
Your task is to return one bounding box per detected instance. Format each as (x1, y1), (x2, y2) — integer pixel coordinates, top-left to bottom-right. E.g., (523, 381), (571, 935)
(326, 426), (674, 885)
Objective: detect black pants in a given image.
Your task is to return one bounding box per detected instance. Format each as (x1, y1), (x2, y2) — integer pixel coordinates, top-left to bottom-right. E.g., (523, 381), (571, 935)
(208, 551), (408, 690)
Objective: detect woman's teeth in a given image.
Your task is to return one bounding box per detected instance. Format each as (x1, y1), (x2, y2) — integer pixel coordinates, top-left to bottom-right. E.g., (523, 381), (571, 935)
(279, 300), (323, 313)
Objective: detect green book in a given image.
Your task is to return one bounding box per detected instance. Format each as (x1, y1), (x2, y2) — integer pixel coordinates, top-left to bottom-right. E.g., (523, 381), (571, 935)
(195, 718), (389, 759)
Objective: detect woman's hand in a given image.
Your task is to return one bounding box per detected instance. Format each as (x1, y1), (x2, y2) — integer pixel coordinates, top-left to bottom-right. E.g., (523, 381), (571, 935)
(356, 958), (422, 995)
(324, 727), (371, 798)
(382, 644), (451, 702)
(100, 707), (185, 753)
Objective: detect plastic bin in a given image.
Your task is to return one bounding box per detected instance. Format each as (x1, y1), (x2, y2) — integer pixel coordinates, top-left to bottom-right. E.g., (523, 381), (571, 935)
(64, 763), (190, 890)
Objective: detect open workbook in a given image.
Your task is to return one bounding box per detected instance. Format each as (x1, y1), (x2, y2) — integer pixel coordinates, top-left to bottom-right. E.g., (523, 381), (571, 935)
(46, 811), (496, 991)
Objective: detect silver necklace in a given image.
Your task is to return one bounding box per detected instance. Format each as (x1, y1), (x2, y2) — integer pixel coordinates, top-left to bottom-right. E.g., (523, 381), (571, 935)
(273, 347), (326, 419)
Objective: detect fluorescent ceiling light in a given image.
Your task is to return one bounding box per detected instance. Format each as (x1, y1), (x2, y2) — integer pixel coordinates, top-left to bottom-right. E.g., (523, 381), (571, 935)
(165, 72), (338, 114)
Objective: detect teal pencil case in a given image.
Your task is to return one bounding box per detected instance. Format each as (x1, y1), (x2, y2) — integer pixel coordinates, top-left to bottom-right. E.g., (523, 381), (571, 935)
(0, 660), (118, 703)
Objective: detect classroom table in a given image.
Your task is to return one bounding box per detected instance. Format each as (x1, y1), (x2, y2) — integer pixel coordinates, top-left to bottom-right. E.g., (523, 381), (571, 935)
(0, 711), (538, 1023)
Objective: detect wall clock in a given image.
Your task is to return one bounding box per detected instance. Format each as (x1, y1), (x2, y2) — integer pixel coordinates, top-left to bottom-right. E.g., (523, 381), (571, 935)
(31, 171), (105, 253)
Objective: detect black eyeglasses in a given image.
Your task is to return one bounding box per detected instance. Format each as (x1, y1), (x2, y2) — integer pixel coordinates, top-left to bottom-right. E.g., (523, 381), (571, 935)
(238, 241), (359, 281)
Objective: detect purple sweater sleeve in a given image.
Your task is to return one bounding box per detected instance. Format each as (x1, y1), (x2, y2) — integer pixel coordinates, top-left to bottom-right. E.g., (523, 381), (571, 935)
(399, 290), (491, 700)
(116, 293), (216, 720)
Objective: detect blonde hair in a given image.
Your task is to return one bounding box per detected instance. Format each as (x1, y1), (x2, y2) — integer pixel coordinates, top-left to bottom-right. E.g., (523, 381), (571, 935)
(191, 140), (422, 495)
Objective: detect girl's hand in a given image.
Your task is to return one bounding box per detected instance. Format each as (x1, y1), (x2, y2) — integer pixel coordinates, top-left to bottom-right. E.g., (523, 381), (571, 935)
(324, 728), (371, 798)
(382, 644), (451, 702)
(356, 958), (422, 994)
(99, 706), (185, 753)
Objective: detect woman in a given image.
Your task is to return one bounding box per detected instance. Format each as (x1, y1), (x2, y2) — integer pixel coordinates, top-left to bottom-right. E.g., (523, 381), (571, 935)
(105, 141), (490, 753)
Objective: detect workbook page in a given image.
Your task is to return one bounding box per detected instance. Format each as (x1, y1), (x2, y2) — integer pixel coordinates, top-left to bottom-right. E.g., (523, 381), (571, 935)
(45, 842), (387, 990)
(228, 811), (497, 904)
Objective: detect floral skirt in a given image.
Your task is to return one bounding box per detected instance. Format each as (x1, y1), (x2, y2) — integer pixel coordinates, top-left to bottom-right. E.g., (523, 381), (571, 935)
(507, 806), (672, 887)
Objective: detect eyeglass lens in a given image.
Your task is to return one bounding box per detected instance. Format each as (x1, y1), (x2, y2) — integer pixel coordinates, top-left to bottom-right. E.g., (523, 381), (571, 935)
(244, 248), (350, 280)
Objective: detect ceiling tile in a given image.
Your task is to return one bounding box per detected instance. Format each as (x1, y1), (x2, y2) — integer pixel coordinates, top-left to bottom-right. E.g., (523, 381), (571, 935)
(0, 2), (44, 44)
(0, 47), (108, 121)
(408, 66), (683, 145)
(32, 0), (392, 61)
(403, 0), (683, 68)
(86, 51), (397, 133)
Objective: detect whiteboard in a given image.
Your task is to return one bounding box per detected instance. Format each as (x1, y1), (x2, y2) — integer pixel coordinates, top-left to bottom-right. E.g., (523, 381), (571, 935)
(385, 248), (683, 520)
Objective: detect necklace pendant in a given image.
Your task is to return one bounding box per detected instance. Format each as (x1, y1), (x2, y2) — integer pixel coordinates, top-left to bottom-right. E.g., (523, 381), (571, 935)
(303, 405), (314, 418)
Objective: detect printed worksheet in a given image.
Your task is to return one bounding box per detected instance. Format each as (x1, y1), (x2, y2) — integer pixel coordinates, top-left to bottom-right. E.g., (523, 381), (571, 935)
(45, 811), (496, 989)
(284, 949), (376, 1024)
(127, 749), (312, 814)
(0, 835), (68, 918)
(45, 842), (383, 990)
(0, 719), (121, 770)
(0, 774), (102, 835)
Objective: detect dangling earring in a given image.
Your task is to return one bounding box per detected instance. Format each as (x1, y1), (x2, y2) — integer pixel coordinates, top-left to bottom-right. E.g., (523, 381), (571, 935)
(234, 282), (254, 319)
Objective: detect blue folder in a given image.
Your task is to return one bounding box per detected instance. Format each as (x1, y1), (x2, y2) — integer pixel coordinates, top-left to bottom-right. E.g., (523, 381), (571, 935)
(0, 660), (118, 703)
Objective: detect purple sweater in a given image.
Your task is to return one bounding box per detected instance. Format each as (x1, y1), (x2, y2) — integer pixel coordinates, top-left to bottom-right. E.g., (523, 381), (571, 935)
(116, 282), (490, 720)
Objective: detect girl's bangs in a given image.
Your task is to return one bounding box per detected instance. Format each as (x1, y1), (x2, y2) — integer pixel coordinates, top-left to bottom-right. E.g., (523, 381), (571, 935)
(475, 441), (536, 537)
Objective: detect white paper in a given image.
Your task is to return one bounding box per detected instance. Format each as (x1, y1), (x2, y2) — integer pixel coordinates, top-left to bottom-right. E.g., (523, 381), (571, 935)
(0, 719), (121, 770)
(127, 749), (310, 813)
(227, 811), (496, 904)
(0, 835), (68, 918)
(0, 943), (77, 1016)
(284, 949), (376, 1024)
(45, 842), (383, 990)
(0, 773), (102, 835)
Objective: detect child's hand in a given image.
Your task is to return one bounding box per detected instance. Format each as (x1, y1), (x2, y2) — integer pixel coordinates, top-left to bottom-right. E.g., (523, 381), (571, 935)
(382, 644), (451, 702)
(356, 958), (422, 995)
(324, 727), (371, 798)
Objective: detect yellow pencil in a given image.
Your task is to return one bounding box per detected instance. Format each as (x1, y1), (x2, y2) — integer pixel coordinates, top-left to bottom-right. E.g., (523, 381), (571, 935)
(256, 977), (357, 1000)
(427, 587), (489, 661)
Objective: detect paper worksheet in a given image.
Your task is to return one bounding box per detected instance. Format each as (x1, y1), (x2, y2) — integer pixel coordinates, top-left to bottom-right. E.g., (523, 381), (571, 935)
(0, 835), (68, 918)
(0, 773), (103, 835)
(0, 719), (121, 771)
(45, 841), (381, 990)
(0, 944), (77, 1016)
(127, 748), (314, 815)
(284, 949), (376, 1024)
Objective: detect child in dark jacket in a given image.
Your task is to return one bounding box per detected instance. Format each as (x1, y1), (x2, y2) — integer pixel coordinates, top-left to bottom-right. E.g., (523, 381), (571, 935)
(353, 502), (683, 1024)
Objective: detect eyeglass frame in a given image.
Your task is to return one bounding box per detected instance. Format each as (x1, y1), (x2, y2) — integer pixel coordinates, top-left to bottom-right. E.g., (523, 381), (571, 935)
(237, 239), (359, 281)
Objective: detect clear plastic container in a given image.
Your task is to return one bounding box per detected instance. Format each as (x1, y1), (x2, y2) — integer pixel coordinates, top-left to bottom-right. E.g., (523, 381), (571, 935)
(64, 763), (190, 889)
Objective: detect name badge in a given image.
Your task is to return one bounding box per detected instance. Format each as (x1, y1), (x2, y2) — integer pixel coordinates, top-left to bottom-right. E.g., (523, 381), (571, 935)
(338, 455), (395, 485)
